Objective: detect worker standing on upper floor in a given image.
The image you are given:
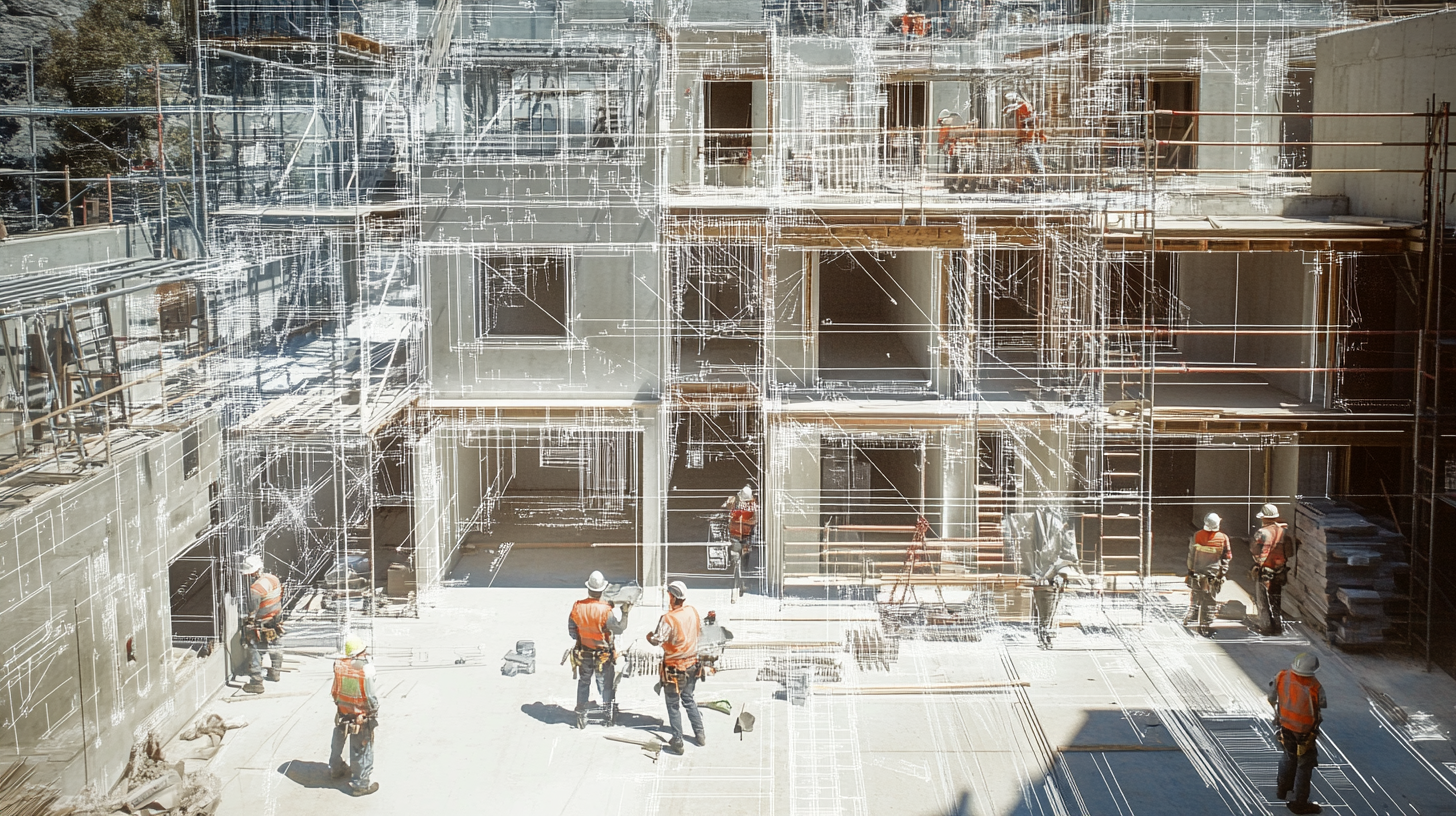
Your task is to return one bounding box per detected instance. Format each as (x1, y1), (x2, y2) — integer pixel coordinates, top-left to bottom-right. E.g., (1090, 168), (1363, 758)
(1185, 513), (1232, 638)
(1003, 91), (1047, 181)
(568, 570), (631, 729)
(1251, 503), (1291, 636)
(722, 485), (758, 601)
(240, 554), (285, 694)
(647, 581), (704, 754)
(1267, 652), (1327, 814)
(330, 635), (381, 797)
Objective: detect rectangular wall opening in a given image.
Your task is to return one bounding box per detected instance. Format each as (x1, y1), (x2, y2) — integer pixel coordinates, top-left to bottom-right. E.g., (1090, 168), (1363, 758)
(882, 81), (927, 165)
(665, 409), (760, 582)
(672, 244), (763, 383)
(705, 81), (753, 166)
(1149, 77), (1198, 169)
(477, 253), (571, 339)
(817, 250), (935, 395)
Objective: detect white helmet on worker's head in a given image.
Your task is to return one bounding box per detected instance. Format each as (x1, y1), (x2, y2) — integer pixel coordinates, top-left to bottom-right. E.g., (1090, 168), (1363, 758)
(938, 108), (953, 121)
(585, 570), (608, 593)
(1203, 513), (1221, 532)
(241, 554), (264, 575)
(739, 485), (753, 502)
(1256, 503), (1281, 520)
(1291, 652), (1320, 676)
(1005, 91), (1021, 102)
(667, 580), (688, 601)
(343, 634), (367, 658)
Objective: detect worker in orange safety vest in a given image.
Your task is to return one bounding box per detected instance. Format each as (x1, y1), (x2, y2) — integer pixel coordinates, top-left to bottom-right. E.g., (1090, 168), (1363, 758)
(568, 570), (631, 728)
(647, 581), (704, 754)
(240, 554), (285, 694)
(1251, 503), (1291, 636)
(1003, 91), (1047, 180)
(1267, 652), (1327, 814)
(722, 486), (758, 601)
(329, 635), (381, 797)
(1185, 513), (1231, 637)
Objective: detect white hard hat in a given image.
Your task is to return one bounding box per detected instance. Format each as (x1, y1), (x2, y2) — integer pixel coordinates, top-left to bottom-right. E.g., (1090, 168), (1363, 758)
(241, 554), (263, 575)
(1005, 91), (1020, 101)
(938, 108), (953, 120)
(740, 485), (753, 501)
(1291, 652), (1319, 676)
(585, 570), (608, 593)
(343, 635), (367, 658)
(1203, 513), (1221, 532)
(1256, 503), (1281, 520)
(667, 580), (688, 600)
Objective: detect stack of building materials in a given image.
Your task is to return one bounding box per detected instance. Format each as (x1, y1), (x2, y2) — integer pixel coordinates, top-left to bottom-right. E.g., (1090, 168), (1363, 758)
(1288, 498), (1408, 647)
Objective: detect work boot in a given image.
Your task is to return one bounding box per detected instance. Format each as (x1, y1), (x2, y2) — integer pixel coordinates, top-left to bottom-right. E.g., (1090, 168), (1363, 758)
(1287, 802), (1321, 815)
(605, 705), (617, 727)
(266, 669), (282, 682)
(1276, 787), (1289, 801)
(1198, 627), (1215, 639)
(667, 738), (685, 755)
(242, 679), (265, 695)
(576, 709), (588, 730)
(331, 765), (348, 780)
(350, 782), (379, 797)
(694, 732), (706, 747)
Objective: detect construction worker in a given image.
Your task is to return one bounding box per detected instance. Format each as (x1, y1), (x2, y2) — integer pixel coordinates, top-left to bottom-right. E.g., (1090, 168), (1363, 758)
(240, 554), (284, 694)
(1251, 503), (1291, 636)
(647, 580), (704, 754)
(1003, 91), (1047, 183)
(937, 109), (980, 193)
(722, 485), (758, 601)
(329, 635), (380, 797)
(1267, 652), (1327, 814)
(568, 570), (631, 728)
(1185, 512), (1231, 637)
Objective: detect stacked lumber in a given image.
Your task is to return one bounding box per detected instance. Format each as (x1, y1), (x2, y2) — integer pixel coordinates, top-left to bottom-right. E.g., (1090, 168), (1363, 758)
(1287, 499), (1409, 647)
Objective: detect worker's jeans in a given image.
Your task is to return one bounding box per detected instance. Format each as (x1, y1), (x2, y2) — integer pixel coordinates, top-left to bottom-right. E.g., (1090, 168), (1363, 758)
(1277, 728), (1318, 803)
(1255, 571), (1287, 635)
(730, 536), (752, 597)
(663, 667), (704, 744)
(576, 651), (615, 712)
(330, 720), (375, 791)
(246, 635), (284, 679)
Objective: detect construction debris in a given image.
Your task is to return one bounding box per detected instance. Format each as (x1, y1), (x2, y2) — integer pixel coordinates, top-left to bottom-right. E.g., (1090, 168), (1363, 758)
(502, 641), (536, 676)
(757, 655), (843, 685)
(0, 761), (69, 816)
(605, 734), (662, 760)
(1286, 499), (1409, 647)
(847, 626), (900, 671)
(178, 713), (249, 749)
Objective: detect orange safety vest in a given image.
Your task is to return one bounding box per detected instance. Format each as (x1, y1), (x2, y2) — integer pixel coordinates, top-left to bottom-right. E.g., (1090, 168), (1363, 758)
(729, 500), (758, 539)
(332, 658), (370, 717)
(571, 597), (613, 650)
(661, 604), (702, 670)
(1193, 530), (1229, 555)
(1275, 669), (1321, 733)
(1010, 101), (1047, 143)
(251, 573), (282, 621)
(1256, 523), (1288, 570)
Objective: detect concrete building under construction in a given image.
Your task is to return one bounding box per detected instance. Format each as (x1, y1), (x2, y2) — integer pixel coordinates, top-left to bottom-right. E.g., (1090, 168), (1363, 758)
(0, 0), (1454, 813)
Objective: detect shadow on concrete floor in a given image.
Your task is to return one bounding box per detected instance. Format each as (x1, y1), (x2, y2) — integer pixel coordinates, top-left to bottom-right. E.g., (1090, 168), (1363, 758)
(278, 759), (344, 790)
(521, 701), (668, 733)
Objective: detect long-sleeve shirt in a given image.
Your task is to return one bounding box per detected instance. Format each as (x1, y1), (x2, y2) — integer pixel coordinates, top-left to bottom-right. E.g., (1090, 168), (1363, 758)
(361, 661), (381, 715)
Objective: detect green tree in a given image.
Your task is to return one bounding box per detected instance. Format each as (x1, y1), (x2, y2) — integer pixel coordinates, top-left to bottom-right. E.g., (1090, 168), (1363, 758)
(38, 0), (186, 179)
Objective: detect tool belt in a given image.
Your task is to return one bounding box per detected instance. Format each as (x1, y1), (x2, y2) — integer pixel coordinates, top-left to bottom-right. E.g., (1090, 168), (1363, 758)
(335, 711), (376, 735)
(659, 661), (701, 693)
(245, 618), (283, 644)
(1252, 565), (1288, 586)
(570, 644), (615, 679)
(1278, 728), (1318, 756)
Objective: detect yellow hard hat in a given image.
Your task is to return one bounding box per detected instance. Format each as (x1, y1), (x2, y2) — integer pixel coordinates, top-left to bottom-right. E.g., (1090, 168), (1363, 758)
(343, 635), (367, 657)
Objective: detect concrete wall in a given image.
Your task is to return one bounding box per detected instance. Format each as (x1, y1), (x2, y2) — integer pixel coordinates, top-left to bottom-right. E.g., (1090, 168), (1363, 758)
(1312, 10), (1456, 225)
(1175, 252), (1316, 399)
(0, 414), (223, 792)
(0, 223), (153, 275)
(1191, 441), (1298, 540)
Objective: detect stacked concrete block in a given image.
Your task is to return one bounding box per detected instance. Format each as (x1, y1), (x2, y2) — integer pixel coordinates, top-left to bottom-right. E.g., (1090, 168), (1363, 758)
(1287, 498), (1408, 647)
